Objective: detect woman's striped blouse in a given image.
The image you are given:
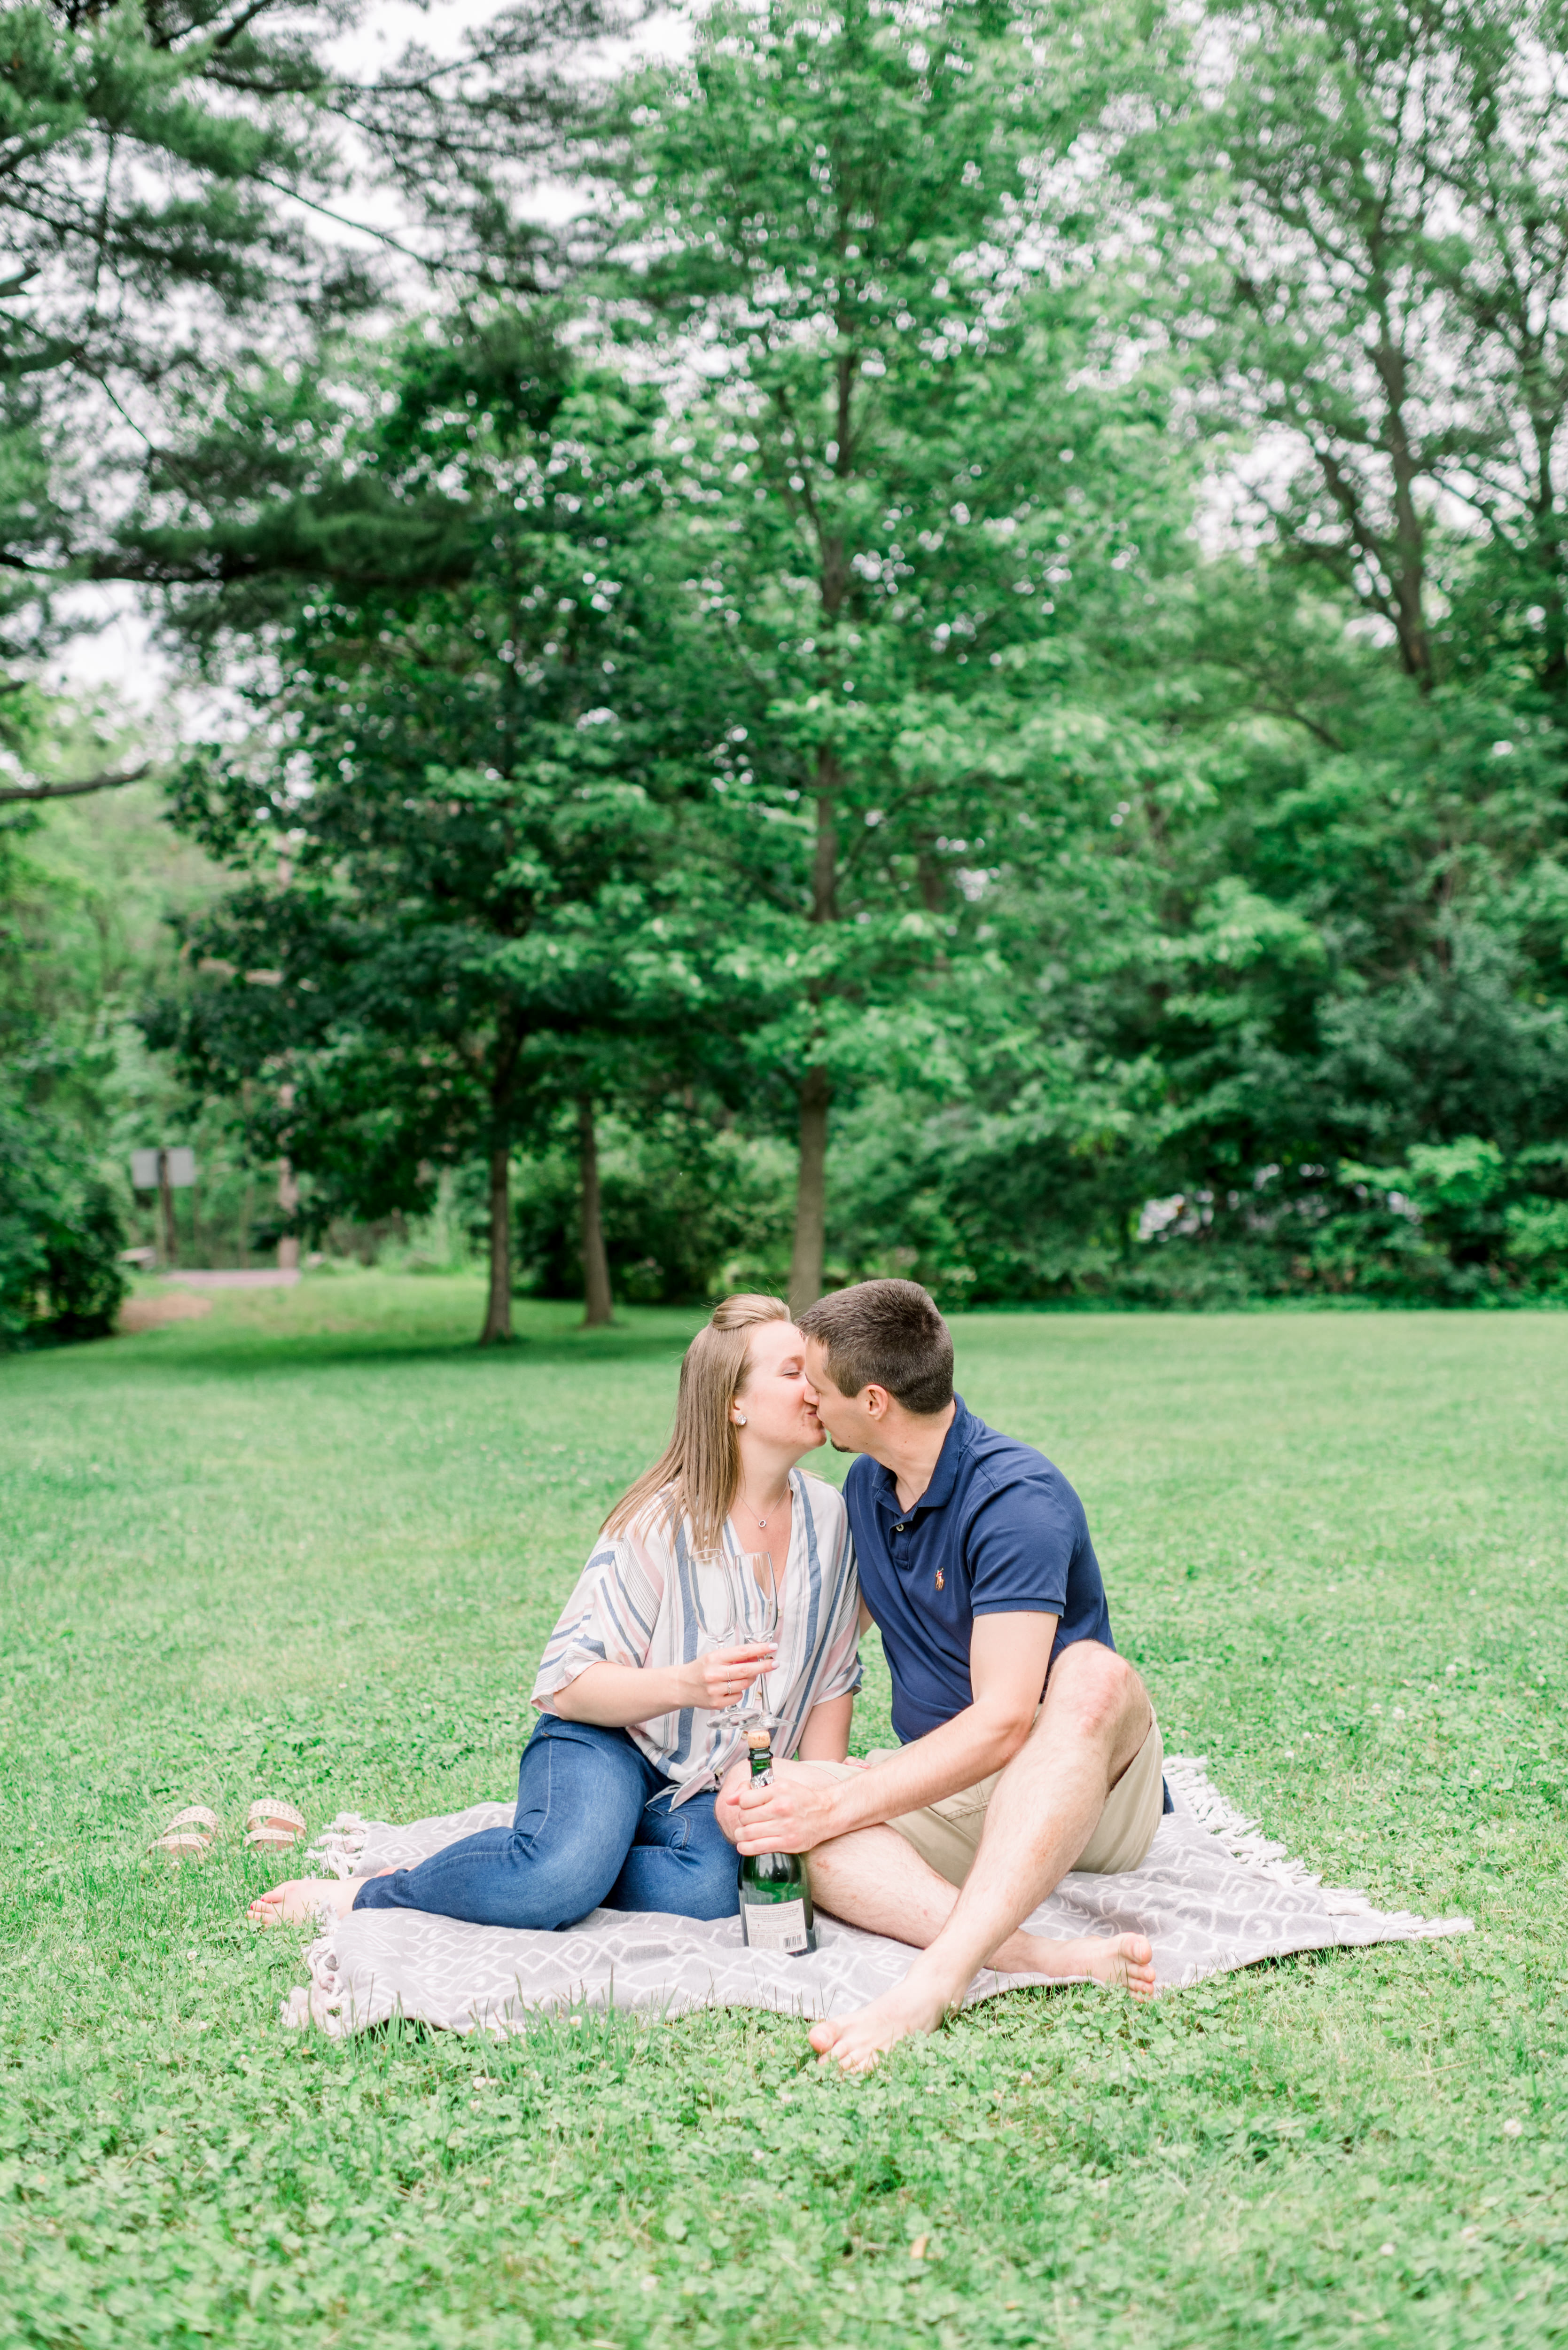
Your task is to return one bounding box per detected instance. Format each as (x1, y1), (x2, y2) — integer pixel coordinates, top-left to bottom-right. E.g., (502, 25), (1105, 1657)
(532, 1469), (860, 1802)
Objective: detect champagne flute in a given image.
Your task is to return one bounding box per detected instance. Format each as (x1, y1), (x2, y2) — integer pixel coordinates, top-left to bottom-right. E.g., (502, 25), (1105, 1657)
(723, 1550), (780, 1729)
(693, 1548), (781, 1734)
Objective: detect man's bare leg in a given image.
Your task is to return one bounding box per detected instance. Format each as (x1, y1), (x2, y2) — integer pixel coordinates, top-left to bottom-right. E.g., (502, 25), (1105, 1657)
(804, 1824), (1154, 1998)
(809, 1644), (1155, 2070)
(716, 1729), (1154, 2015)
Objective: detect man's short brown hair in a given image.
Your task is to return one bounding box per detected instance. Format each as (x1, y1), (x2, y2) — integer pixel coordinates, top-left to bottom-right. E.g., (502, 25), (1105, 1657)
(797, 1279), (954, 1417)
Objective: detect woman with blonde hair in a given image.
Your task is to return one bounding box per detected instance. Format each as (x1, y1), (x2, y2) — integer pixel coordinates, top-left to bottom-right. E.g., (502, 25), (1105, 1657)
(251, 1296), (859, 1927)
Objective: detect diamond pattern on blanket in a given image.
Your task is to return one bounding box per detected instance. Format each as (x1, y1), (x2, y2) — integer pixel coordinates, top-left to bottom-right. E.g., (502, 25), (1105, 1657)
(281, 1757), (1470, 2038)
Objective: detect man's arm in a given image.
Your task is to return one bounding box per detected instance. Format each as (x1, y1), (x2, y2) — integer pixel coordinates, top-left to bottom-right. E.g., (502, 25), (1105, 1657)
(733, 1612), (1057, 1854)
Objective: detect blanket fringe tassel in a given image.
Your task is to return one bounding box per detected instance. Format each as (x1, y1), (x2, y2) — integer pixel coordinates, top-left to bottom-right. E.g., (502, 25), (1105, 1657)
(1164, 1755), (1470, 1937)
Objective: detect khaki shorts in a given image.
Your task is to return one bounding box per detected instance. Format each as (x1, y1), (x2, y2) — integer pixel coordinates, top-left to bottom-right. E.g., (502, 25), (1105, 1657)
(804, 1712), (1165, 1888)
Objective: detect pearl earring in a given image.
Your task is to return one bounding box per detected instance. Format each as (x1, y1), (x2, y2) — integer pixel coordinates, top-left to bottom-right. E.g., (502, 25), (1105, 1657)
(734, 1413), (747, 1426)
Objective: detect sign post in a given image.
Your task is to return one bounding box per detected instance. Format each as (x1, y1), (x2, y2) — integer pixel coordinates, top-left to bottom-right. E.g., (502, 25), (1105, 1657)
(130, 1147), (197, 1269)
(157, 1150), (177, 1268)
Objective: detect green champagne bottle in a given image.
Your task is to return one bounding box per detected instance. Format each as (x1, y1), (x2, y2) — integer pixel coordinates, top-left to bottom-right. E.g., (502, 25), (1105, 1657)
(738, 1726), (818, 1956)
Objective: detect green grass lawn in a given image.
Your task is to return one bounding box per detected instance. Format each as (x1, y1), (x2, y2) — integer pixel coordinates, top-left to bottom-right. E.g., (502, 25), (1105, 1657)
(2, 1277), (1565, 2350)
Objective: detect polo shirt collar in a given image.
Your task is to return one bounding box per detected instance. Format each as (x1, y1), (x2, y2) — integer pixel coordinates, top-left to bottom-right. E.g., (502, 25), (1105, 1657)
(873, 1396), (972, 1519)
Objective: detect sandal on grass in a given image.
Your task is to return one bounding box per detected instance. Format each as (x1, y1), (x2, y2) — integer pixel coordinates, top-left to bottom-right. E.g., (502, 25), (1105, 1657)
(245, 1799), (305, 1849)
(150, 1805), (218, 1861)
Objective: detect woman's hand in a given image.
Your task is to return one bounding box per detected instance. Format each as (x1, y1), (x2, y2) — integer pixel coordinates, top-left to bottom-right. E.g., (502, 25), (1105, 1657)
(679, 1639), (779, 1713)
(552, 1643), (777, 1730)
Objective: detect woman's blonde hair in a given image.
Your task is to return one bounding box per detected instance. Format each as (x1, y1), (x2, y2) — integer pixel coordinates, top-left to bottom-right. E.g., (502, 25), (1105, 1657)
(602, 1293), (790, 1555)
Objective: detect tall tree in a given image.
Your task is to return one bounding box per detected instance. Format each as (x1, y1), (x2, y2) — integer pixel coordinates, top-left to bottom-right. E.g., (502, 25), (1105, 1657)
(1132, 0), (1568, 696)
(147, 311), (743, 1342)
(598, 0), (1155, 1306)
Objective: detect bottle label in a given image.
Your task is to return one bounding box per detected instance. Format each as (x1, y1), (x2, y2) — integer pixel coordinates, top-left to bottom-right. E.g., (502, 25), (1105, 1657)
(741, 1896), (810, 1955)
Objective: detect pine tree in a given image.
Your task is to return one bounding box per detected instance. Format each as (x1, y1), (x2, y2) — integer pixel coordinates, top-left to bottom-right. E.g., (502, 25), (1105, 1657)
(145, 311), (750, 1342)
(0, 0), (609, 731)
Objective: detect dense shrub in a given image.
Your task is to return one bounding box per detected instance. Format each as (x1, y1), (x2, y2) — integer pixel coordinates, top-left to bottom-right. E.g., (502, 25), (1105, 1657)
(499, 1096), (1568, 1316)
(816, 1087), (1568, 1311)
(511, 1117), (795, 1304)
(0, 1088), (127, 1345)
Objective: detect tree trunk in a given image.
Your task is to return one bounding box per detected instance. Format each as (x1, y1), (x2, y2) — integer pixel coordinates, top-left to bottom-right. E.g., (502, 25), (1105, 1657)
(788, 758), (840, 1315)
(577, 1096), (613, 1327)
(1525, 414), (1568, 699)
(1369, 329), (1434, 689)
(277, 1158), (299, 1272)
(240, 1079), (254, 1269)
(480, 1144), (513, 1345)
(157, 1148), (178, 1269)
(788, 1064), (832, 1315)
(276, 1081), (299, 1272)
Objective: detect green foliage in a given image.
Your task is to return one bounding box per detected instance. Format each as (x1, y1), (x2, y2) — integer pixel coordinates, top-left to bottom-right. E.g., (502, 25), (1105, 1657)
(1319, 1136), (1568, 1302)
(512, 1114), (796, 1303)
(1126, 0), (1568, 694)
(0, 725), (268, 1276)
(145, 314), (766, 1330)
(0, 0), (611, 692)
(2, 1283), (1564, 2343)
(854, 590), (1568, 1303)
(0, 0), (333, 682)
(0, 1081), (125, 1343)
(588, 0), (1179, 1294)
(12, 0), (1568, 1322)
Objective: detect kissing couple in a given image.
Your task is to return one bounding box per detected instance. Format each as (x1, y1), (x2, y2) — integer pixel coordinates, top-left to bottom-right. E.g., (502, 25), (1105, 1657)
(255, 1280), (1163, 2069)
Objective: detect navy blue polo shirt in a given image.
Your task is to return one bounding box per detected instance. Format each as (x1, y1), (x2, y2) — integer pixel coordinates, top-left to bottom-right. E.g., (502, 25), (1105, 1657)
(844, 1395), (1115, 1744)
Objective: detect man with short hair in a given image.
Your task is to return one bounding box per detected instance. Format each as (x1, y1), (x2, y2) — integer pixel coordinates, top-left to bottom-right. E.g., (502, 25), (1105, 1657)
(726, 1277), (1162, 2070)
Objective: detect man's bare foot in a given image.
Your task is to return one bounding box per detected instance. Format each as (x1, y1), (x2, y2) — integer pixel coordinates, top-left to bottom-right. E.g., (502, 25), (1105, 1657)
(993, 1929), (1156, 1999)
(808, 1932), (1157, 2072)
(809, 1973), (955, 2072)
(248, 1876), (360, 1926)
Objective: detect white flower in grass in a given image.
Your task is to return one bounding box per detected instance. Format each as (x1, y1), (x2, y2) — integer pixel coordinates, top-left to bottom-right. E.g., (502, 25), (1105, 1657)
(1503, 2119), (1524, 2137)
(1379, 2243), (1395, 2256)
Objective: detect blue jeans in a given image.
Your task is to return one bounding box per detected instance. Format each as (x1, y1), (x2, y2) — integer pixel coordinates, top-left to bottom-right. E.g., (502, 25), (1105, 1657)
(351, 1715), (740, 1928)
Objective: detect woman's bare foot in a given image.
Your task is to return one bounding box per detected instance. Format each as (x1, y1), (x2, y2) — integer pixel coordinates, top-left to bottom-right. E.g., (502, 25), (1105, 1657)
(248, 1876), (361, 1926)
(807, 1931), (1157, 2072)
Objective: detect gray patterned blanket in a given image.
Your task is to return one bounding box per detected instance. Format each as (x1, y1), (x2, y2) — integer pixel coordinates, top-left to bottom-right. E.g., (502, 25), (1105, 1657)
(281, 1756), (1470, 2039)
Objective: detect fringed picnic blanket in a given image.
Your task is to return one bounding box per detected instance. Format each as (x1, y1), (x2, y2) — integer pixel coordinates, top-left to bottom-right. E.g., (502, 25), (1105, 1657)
(281, 1755), (1470, 2039)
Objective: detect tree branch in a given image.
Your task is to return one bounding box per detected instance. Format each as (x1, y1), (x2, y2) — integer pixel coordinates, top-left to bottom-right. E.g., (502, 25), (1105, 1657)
(0, 761), (151, 807)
